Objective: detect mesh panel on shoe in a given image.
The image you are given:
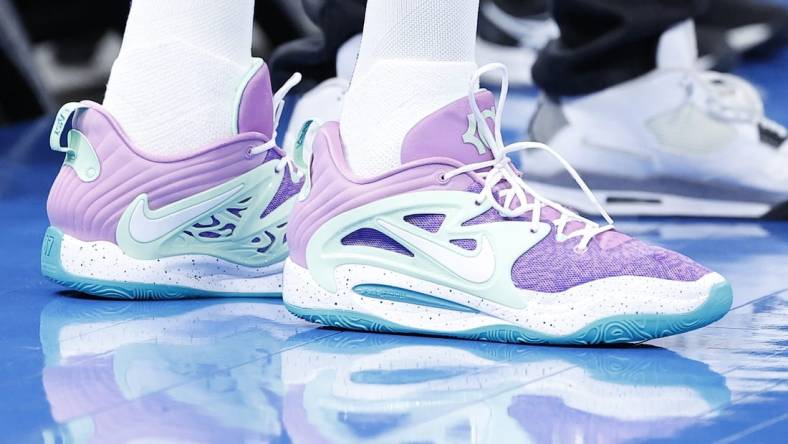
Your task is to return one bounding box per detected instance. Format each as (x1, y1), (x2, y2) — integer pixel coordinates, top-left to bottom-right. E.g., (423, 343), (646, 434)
(451, 239), (477, 250)
(511, 227), (710, 293)
(263, 148), (282, 163)
(261, 167), (303, 219)
(461, 177), (709, 291)
(341, 228), (414, 257)
(404, 214), (446, 233)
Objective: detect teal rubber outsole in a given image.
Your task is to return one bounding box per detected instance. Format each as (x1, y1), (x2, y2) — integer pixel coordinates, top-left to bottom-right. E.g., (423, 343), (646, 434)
(284, 281), (733, 345)
(41, 226), (282, 300)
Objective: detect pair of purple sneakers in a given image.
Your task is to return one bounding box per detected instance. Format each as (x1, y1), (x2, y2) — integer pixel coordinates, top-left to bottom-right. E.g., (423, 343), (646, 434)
(42, 61), (732, 344)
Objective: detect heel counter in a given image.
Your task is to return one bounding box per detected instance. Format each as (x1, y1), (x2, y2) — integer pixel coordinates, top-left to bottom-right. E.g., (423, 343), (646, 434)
(286, 158), (319, 268)
(47, 103), (94, 237)
(45, 103), (110, 242)
(46, 165), (72, 229)
(286, 122), (344, 267)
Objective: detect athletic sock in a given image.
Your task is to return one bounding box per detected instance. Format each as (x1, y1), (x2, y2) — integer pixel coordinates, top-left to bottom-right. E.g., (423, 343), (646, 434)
(341, 0), (480, 177)
(103, 0), (256, 157)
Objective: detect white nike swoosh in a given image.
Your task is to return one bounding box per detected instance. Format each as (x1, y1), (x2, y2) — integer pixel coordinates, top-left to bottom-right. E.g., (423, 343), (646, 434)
(377, 219), (496, 284)
(128, 186), (243, 243)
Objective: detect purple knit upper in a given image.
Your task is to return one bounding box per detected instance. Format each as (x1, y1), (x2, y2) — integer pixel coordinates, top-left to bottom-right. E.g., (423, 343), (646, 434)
(261, 166), (304, 219)
(341, 228), (414, 257)
(462, 187), (710, 291)
(451, 239), (478, 251)
(511, 228), (709, 292)
(404, 214), (446, 233)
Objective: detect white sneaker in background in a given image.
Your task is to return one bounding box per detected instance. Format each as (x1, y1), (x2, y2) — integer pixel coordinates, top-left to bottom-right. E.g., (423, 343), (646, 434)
(524, 21), (788, 219)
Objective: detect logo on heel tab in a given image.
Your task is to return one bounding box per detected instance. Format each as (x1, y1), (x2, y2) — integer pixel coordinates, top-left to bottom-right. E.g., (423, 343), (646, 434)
(51, 103), (83, 153)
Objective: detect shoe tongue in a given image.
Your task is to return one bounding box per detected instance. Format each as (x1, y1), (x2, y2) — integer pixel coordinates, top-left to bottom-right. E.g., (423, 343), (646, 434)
(236, 61), (275, 138)
(401, 90), (497, 165)
(657, 19), (698, 70)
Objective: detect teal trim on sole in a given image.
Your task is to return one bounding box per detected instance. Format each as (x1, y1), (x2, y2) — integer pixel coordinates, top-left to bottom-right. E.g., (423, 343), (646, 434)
(353, 284), (480, 313)
(41, 227), (282, 300)
(284, 282), (733, 345)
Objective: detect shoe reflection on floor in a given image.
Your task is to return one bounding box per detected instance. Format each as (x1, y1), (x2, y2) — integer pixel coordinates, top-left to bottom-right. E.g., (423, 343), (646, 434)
(280, 333), (729, 443)
(33, 291), (786, 443)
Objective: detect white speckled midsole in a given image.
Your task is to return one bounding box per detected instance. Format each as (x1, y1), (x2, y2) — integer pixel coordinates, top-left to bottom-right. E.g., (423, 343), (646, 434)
(59, 232), (284, 294)
(283, 259), (725, 337)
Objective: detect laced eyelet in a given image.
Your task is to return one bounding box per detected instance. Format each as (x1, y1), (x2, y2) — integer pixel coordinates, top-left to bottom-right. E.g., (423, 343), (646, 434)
(437, 171), (450, 184)
(573, 245), (588, 254)
(245, 146), (254, 159)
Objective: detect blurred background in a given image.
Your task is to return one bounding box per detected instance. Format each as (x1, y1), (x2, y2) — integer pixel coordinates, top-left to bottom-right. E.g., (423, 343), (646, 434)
(0, 0), (320, 124)
(4, 0), (788, 199)
(4, 0), (788, 125)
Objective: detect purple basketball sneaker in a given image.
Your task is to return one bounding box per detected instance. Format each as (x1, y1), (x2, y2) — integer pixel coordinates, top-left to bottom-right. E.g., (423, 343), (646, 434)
(282, 64), (733, 345)
(41, 60), (304, 299)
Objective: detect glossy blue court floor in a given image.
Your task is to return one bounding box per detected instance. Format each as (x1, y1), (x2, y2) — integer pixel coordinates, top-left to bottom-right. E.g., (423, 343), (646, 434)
(1, 59), (788, 444)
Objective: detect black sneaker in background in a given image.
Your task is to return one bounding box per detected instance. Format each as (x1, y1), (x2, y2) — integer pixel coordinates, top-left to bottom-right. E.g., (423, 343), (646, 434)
(269, 0), (366, 91)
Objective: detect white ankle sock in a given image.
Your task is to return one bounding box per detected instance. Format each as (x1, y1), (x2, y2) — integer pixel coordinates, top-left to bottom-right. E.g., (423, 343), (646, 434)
(103, 0), (256, 157)
(341, 0), (480, 177)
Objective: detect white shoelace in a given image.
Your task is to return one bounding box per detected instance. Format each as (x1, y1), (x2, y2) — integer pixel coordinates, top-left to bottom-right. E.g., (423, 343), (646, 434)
(248, 73), (305, 179)
(442, 63), (614, 251)
(696, 71), (787, 140)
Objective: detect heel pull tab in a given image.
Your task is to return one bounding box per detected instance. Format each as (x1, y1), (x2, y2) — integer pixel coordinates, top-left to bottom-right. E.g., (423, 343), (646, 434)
(50, 102), (83, 153)
(50, 103), (101, 182)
